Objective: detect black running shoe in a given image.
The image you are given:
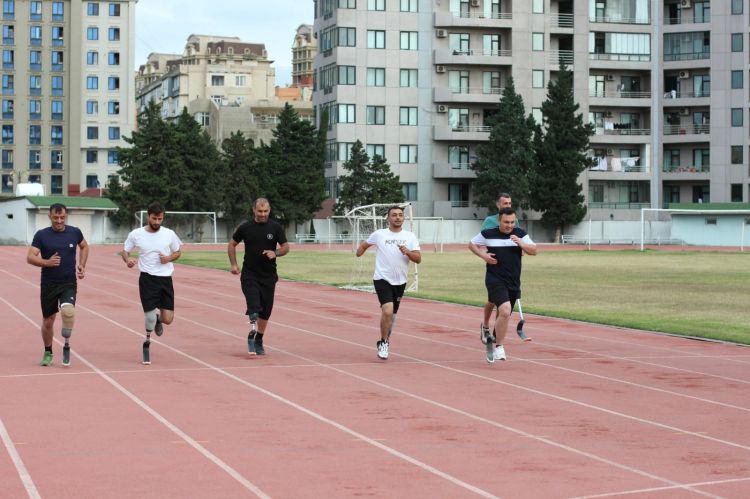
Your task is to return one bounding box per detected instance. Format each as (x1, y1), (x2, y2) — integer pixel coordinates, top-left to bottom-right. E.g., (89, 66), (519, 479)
(154, 315), (163, 336)
(254, 335), (265, 356)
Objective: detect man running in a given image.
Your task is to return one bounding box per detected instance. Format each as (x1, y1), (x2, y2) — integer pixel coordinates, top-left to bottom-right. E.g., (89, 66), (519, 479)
(356, 206), (421, 360)
(121, 202), (182, 365)
(469, 207), (536, 363)
(26, 203), (89, 367)
(228, 198), (289, 356)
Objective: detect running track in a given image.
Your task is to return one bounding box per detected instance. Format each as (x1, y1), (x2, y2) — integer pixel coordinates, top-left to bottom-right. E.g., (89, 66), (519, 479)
(1, 245), (748, 498)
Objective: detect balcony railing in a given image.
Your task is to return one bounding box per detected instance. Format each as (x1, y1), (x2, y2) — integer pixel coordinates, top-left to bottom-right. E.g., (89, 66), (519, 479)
(590, 90), (651, 99)
(590, 15), (650, 25)
(589, 52), (651, 62)
(447, 86), (503, 95)
(550, 13), (574, 28)
(450, 162), (472, 170)
(549, 50), (574, 66)
(663, 164), (710, 173)
(663, 124), (710, 135)
(663, 52), (710, 61)
(666, 17), (710, 25)
(594, 127), (651, 136)
(450, 200), (469, 208)
(588, 202), (650, 209)
(450, 11), (512, 20)
(452, 49), (512, 57)
(452, 125), (492, 133)
(662, 90), (710, 99)
(590, 160), (650, 173)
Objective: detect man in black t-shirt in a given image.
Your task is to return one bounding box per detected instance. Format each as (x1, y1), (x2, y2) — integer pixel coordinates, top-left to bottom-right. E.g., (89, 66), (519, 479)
(228, 198), (290, 356)
(26, 203), (89, 367)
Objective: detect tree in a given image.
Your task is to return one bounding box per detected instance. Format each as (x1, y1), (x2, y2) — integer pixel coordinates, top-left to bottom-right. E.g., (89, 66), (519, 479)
(336, 140), (404, 215)
(265, 103), (326, 227)
(529, 65), (594, 242)
(471, 76), (536, 212)
(219, 131), (264, 234)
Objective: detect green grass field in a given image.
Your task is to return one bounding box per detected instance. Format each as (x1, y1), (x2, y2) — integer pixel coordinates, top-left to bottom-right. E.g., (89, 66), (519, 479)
(179, 249), (750, 345)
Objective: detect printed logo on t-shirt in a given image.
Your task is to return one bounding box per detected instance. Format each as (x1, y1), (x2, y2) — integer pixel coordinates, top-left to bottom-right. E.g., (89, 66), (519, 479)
(69, 243), (74, 248)
(384, 239), (408, 246)
(266, 233), (273, 240)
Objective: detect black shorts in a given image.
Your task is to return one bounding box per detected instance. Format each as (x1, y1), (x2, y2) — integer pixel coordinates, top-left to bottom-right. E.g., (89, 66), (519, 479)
(487, 284), (520, 310)
(373, 279), (407, 314)
(138, 273), (175, 312)
(40, 282), (77, 318)
(241, 279), (276, 320)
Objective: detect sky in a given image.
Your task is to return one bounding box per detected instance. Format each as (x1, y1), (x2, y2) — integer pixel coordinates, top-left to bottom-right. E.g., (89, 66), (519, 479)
(134, 0), (312, 86)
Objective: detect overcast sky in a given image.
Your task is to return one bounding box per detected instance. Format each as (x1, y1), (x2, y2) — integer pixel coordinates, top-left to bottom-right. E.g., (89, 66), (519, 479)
(135, 0), (313, 86)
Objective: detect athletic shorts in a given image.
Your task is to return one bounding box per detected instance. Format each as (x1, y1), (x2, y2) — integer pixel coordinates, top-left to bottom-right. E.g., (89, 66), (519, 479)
(487, 284), (520, 310)
(373, 279), (407, 314)
(40, 282), (77, 318)
(241, 279), (276, 320)
(138, 272), (175, 312)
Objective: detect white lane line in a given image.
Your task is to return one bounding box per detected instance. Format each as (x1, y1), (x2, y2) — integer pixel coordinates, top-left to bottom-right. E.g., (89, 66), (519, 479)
(571, 476), (750, 498)
(0, 417), (42, 499)
(0, 296), (270, 499)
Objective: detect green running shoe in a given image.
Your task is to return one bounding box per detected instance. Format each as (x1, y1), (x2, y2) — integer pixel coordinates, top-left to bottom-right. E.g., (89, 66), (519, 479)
(40, 351), (53, 367)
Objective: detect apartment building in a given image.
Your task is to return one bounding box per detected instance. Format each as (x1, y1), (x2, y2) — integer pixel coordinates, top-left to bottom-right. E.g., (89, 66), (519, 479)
(292, 24), (316, 88)
(312, 0), (750, 224)
(136, 34), (312, 147)
(0, 0), (136, 197)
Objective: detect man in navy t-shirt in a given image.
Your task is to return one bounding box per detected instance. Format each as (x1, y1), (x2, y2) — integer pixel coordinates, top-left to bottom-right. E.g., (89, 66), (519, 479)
(26, 203), (89, 367)
(469, 207), (536, 364)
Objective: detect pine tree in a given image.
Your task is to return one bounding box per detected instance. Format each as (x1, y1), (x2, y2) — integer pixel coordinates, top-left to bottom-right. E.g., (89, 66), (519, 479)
(472, 76), (536, 211)
(530, 65), (594, 242)
(335, 141), (371, 215)
(368, 154), (405, 206)
(219, 131), (263, 234)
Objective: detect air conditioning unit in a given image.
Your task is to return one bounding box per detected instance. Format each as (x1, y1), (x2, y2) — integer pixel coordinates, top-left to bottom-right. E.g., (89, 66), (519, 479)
(606, 148), (614, 156)
(436, 104), (448, 113)
(680, 107), (690, 116)
(678, 70), (690, 79)
(470, 0), (480, 7)
(435, 65), (446, 73)
(436, 29), (447, 38)
(606, 74), (615, 81)
(680, 0), (691, 8)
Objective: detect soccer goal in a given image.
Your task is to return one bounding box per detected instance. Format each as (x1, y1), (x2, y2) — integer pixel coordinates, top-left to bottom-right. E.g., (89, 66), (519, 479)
(640, 208), (750, 251)
(342, 203), (420, 293)
(136, 211), (218, 244)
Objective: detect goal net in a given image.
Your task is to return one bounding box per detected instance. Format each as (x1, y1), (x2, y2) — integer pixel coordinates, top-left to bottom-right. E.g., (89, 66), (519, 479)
(342, 203), (420, 293)
(640, 208), (750, 251)
(136, 211), (218, 244)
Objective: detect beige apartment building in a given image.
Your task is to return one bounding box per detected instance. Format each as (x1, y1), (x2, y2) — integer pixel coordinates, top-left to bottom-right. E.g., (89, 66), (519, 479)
(292, 24), (316, 88)
(312, 0), (750, 227)
(135, 34), (312, 148)
(1, 0), (136, 197)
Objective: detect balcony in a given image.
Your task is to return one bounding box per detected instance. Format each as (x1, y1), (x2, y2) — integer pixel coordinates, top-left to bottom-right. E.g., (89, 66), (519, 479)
(433, 124), (491, 141)
(663, 124), (710, 135)
(588, 202), (650, 209)
(662, 164), (710, 173)
(663, 51), (709, 62)
(433, 86), (504, 104)
(434, 10), (512, 28)
(433, 162), (476, 179)
(593, 126), (651, 136)
(590, 159), (650, 173)
(434, 48), (512, 66)
(589, 52), (650, 62)
(549, 50), (574, 67)
(590, 90), (651, 99)
(433, 200), (476, 219)
(550, 13), (574, 28)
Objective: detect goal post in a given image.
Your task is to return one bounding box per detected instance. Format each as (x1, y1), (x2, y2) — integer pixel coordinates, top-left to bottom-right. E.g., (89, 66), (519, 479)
(640, 208), (750, 251)
(136, 210), (218, 244)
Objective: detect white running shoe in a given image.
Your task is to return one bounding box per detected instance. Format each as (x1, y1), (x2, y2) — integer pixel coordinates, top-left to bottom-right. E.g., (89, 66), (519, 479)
(494, 344), (506, 361)
(377, 340), (389, 360)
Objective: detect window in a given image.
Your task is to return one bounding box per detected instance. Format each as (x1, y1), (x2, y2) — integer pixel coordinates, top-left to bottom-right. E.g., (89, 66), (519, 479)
(88, 3), (99, 15)
(483, 34), (501, 55)
(108, 126), (120, 140)
(448, 145), (469, 168)
(86, 175), (99, 188)
(108, 51), (120, 65)
(87, 27), (98, 40)
(109, 3), (120, 16)
(29, 75), (41, 94)
(29, 125), (41, 145)
(30, 25), (41, 44)
(29, 100), (40, 119)
(86, 150), (98, 163)
(2, 0), (13, 19)
(30, 1), (41, 18)
(332, 103), (355, 124)
(51, 150), (63, 169)
(2, 48), (11, 68)
(366, 105), (385, 125)
(399, 107), (417, 126)
(87, 126), (98, 140)
(51, 51), (63, 69)
(368, 0), (384, 10)
(532, 70), (544, 88)
(30, 50), (41, 69)
(399, 145), (417, 163)
(483, 71), (501, 94)
(108, 76), (120, 90)
(51, 76), (63, 96)
(449, 33), (470, 53)
(108, 27), (120, 41)
(1, 124), (12, 144)
(532, 107), (543, 123)
(2, 74), (13, 94)
(532, 0), (544, 13)
(108, 101), (119, 115)
(448, 183), (469, 207)
(108, 150), (118, 164)
(86, 76), (98, 89)
(0, 149), (10, 168)
(401, 183), (417, 201)
(51, 100), (63, 120)
(731, 184), (743, 202)
(400, 0), (417, 12)
(211, 75), (224, 86)
(51, 126), (63, 145)
(731, 33), (743, 52)
(86, 100), (98, 115)
(51, 26), (64, 45)
(366, 68), (385, 86)
(532, 33), (544, 51)
(29, 150), (41, 169)
(399, 69), (417, 87)
(2, 24), (14, 44)
(732, 0), (743, 14)
(52, 1), (64, 19)
(731, 108), (743, 127)
(731, 70), (743, 89)
(449, 70), (470, 93)
(400, 31), (418, 50)
(731, 146), (743, 164)
(367, 144), (385, 159)
(367, 30), (385, 49)
(1, 173), (11, 193)
(87, 51), (98, 65)
(1, 98), (11, 119)
(51, 175), (63, 194)
(235, 75), (246, 86)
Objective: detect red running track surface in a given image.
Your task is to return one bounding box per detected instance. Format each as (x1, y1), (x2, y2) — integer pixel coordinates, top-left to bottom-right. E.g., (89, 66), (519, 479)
(1, 245), (749, 498)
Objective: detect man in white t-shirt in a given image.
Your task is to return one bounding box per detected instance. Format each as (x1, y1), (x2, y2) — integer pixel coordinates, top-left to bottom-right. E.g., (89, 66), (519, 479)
(355, 206), (421, 360)
(121, 202), (182, 365)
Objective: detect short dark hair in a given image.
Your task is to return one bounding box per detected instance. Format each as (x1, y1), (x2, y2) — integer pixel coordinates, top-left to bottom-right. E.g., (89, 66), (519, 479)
(497, 192), (511, 201)
(147, 202), (165, 215)
(498, 207), (516, 217)
(387, 205), (404, 216)
(50, 203), (67, 214)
